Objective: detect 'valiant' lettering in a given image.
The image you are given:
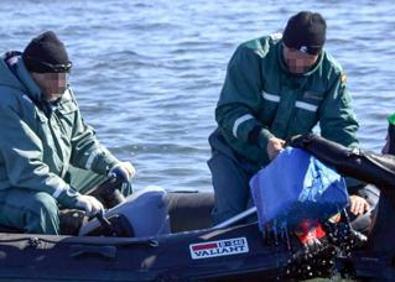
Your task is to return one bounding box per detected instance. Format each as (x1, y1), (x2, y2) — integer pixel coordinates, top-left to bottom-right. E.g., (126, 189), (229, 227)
(190, 237), (249, 260)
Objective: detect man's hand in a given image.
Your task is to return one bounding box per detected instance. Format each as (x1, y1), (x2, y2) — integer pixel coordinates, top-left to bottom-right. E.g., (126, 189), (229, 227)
(349, 195), (370, 216)
(74, 195), (104, 217)
(266, 137), (286, 160)
(109, 162), (136, 182)
(57, 188), (104, 217)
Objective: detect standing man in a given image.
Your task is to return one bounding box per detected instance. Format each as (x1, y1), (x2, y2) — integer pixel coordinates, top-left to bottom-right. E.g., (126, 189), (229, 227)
(0, 31), (135, 234)
(209, 11), (361, 224)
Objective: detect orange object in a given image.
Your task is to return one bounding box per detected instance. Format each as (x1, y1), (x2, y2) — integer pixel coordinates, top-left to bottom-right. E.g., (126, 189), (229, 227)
(295, 220), (326, 245)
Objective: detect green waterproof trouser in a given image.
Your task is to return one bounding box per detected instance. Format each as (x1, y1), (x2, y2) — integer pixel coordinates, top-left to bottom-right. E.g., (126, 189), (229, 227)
(208, 130), (258, 225)
(0, 189), (60, 234)
(0, 167), (106, 235)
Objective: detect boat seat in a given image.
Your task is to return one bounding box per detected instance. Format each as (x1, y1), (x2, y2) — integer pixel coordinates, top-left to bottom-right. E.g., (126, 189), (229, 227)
(79, 186), (170, 237)
(167, 191), (214, 232)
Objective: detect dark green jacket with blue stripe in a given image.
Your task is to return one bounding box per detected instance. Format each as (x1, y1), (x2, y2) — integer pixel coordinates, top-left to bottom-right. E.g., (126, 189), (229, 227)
(214, 34), (359, 169)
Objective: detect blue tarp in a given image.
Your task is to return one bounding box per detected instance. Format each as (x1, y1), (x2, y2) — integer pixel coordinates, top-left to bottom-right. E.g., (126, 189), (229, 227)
(250, 147), (349, 229)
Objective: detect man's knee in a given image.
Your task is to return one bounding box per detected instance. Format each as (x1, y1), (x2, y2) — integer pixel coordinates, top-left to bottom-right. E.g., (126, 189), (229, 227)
(209, 152), (249, 196)
(208, 152), (241, 186)
(31, 192), (58, 215)
(26, 192), (60, 234)
(208, 152), (251, 224)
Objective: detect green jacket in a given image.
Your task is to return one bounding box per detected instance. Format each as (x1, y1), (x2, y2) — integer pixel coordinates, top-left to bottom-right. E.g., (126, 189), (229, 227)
(0, 53), (120, 200)
(213, 35), (359, 168)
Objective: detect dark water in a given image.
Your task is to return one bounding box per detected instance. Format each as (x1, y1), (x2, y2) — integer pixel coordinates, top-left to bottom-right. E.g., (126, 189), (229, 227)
(1, 0), (394, 191)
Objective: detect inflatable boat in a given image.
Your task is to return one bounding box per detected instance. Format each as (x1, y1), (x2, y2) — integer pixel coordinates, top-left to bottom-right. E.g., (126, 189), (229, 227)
(0, 134), (394, 282)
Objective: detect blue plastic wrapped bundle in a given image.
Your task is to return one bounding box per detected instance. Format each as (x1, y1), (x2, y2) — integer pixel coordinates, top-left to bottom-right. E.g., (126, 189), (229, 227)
(250, 147), (349, 230)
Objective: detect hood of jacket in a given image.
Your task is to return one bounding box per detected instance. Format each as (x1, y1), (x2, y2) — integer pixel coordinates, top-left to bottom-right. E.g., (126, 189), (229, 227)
(0, 51), (43, 102)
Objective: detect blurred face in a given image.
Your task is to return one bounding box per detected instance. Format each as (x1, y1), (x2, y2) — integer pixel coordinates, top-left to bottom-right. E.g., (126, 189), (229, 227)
(31, 72), (68, 102)
(282, 44), (319, 74)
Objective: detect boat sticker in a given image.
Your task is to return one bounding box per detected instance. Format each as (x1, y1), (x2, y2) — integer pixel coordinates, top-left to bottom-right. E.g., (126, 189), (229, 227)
(189, 237), (249, 260)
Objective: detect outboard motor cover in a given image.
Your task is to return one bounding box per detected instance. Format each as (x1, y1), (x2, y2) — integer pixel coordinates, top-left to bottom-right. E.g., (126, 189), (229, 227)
(79, 186), (170, 237)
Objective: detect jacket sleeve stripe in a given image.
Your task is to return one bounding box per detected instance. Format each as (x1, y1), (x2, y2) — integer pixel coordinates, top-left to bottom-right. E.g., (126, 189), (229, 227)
(261, 91), (280, 102)
(52, 182), (68, 199)
(233, 114), (254, 138)
(22, 95), (33, 104)
(295, 101), (318, 112)
(85, 149), (102, 170)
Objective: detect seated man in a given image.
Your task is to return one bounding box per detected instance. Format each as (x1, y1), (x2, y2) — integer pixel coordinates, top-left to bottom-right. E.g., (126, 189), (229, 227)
(208, 11), (369, 224)
(0, 31), (134, 235)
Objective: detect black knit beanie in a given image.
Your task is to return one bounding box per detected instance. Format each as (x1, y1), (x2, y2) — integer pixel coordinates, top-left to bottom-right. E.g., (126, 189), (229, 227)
(283, 11), (326, 55)
(22, 31), (72, 73)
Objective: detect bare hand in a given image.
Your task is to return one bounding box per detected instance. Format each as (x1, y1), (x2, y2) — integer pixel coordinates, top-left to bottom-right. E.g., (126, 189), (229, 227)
(266, 137), (286, 160)
(349, 195), (370, 216)
(75, 194), (104, 217)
